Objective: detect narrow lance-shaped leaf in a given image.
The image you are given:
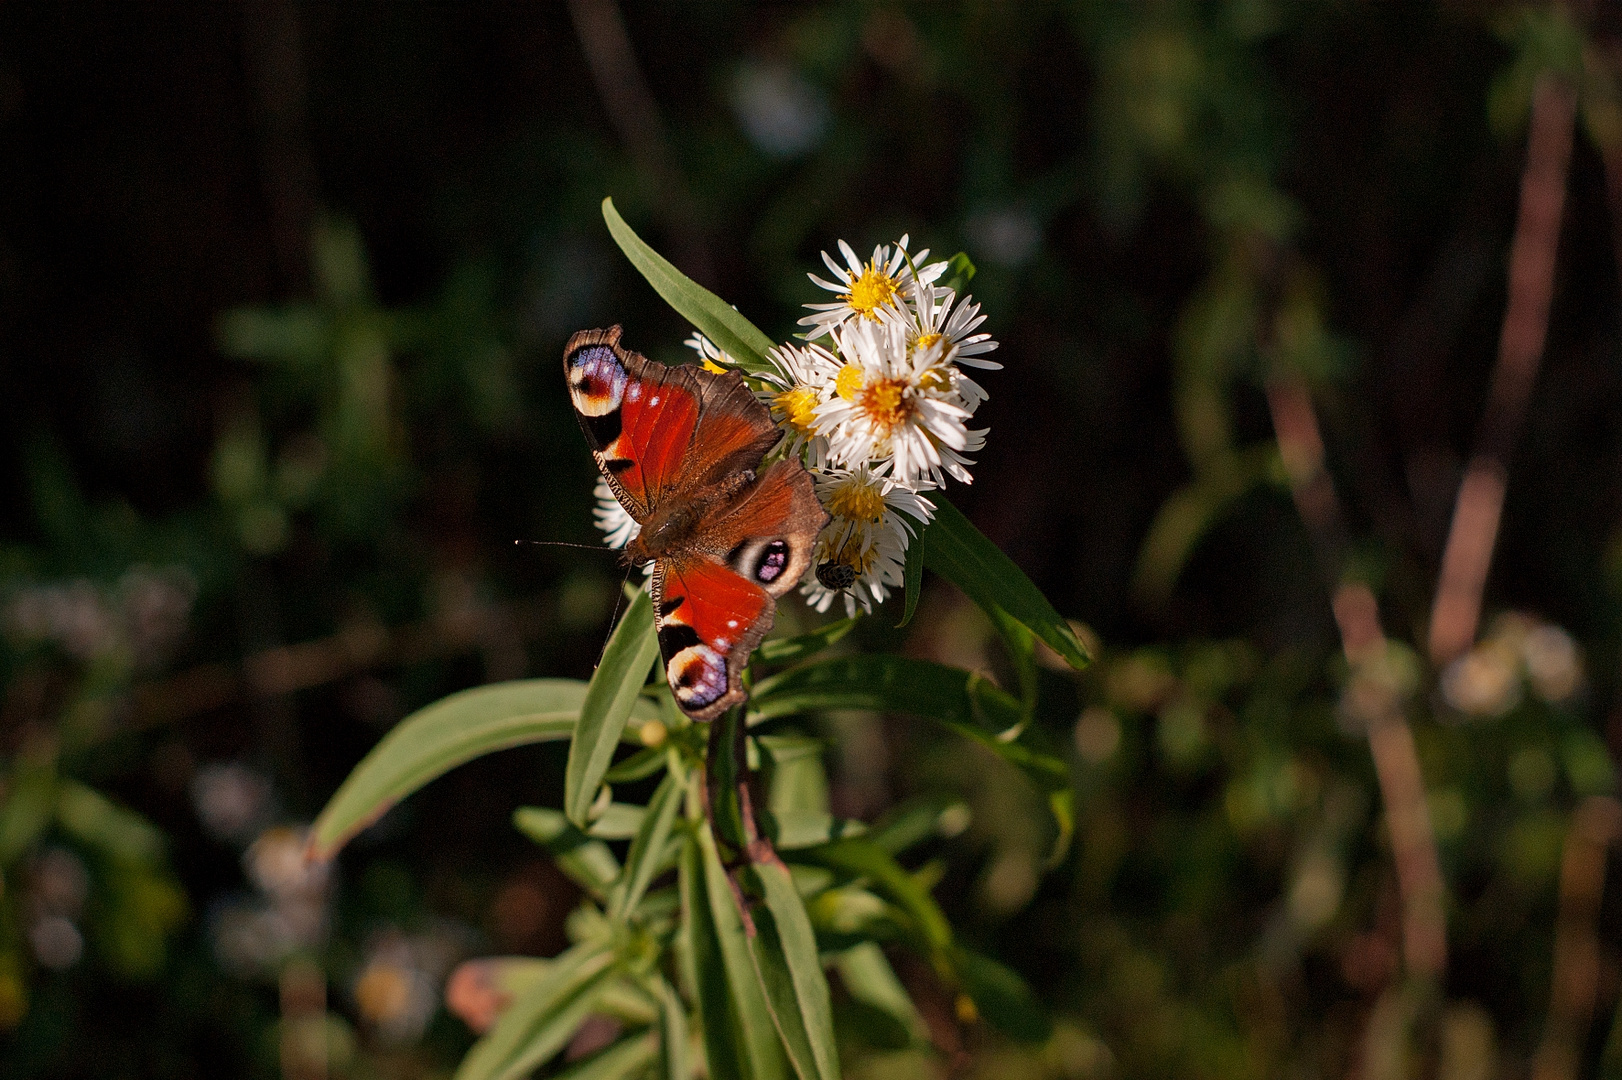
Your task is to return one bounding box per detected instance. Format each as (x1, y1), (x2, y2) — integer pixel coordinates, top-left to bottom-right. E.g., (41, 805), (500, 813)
(513, 807), (622, 901)
(551, 1033), (660, 1080)
(698, 822), (793, 1079)
(649, 973), (689, 1080)
(610, 761), (686, 920)
(792, 836), (952, 958)
(312, 679), (626, 860)
(923, 497), (1091, 670)
(566, 586), (661, 826)
(680, 830), (750, 1080)
(602, 197), (777, 375)
(744, 860), (841, 1080)
(755, 618), (858, 665)
(453, 939), (617, 1080)
(833, 942), (930, 1047)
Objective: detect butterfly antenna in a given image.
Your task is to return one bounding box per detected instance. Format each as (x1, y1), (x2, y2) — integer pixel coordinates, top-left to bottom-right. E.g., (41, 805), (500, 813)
(598, 563), (639, 663)
(515, 539), (618, 553)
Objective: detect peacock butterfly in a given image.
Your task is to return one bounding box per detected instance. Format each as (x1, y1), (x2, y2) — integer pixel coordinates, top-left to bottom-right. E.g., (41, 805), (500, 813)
(565, 326), (828, 721)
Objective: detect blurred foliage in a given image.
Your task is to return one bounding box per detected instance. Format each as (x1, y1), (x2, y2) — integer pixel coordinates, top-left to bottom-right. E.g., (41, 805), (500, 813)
(0, 1), (1619, 1078)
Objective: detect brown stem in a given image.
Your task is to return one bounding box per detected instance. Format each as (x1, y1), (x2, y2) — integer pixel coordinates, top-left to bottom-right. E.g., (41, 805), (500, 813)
(1533, 797), (1622, 1080)
(1427, 76), (1577, 665)
(1269, 379), (1449, 983)
(566, 0), (712, 284)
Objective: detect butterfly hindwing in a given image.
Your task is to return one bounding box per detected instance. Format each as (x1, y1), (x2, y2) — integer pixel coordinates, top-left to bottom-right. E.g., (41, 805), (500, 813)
(652, 558), (772, 720)
(650, 461), (825, 720)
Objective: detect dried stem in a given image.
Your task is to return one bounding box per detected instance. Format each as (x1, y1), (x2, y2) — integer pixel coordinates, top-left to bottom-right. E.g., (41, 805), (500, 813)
(1427, 76), (1577, 665)
(1532, 796), (1622, 1080)
(1269, 380), (1448, 982)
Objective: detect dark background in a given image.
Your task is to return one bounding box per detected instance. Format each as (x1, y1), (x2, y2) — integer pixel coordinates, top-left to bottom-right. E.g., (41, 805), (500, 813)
(1, 2), (1620, 1077)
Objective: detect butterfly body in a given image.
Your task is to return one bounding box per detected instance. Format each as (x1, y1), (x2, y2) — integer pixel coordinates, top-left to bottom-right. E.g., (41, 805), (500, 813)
(565, 326), (827, 721)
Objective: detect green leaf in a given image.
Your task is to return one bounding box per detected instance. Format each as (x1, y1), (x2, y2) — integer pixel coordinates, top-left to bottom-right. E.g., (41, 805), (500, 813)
(941, 251), (977, 294)
(453, 939), (617, 1080)
(752, 655), (1070, 850)
(751, 655), (1024, 734)
(923, 498), (1090, 670)
(832, 943), (929, 1046)
(756, 618), (858, 665)
(680, 835), (749, 1080)
(953, 945), (1052, 1043)
(513, 807), (622, 900)
(587, 803), (647, 841)
(567, 586), (661, 827)
(602, 197), (777, 375)
(793, 837), (951, 958)
(604, 745), (671, 784)
(897, 523), (925, 629)
(744, 861), (842, 1080)
(611, 765), (686, 920)
(552, 1033), (659, 1080)
(312, 679), (622, 859)
(986, 602), (1039, 737)
(649, 974), (689, 1080)
(707, 708), (750, 853)
(772, 810), (866, 850)
(695, 823), (792, 1079)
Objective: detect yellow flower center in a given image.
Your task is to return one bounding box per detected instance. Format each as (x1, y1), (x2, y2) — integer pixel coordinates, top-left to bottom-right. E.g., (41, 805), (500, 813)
(914, 332), (944, 351)
(827, 534), (877, 574)
(857, 377), (914, 432)
(844, 264), (899, 319)
(826, 481), (887, 523)
(918, 365), (954, 393)
(772, 385), (818, 434)
(835, 363), (865, 401)
(700, 357), (727, 374)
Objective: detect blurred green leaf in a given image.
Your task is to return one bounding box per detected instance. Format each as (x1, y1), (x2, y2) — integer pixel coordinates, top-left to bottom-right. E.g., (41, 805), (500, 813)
(833, 943), (929, 1047)
(567, 586), (661, 827)
(552, 1032), (659, 1080)
(793, 837), (952, 958)
(953, 945), (1051, 1043)
(649, 973), (689, 1080)
(602, 197), (778, 375)
(744, 860), (841, 1080)
(513, 807), (623, 900)
(610, 765), (686, 920)
(453, 939), (617, 1080)
(681, 834), (749, 1080)
(312, 679), (642, 859)
(923, 498), (1090, 670)
(772, 810), (865, 850)
(756, 618), (857, 665)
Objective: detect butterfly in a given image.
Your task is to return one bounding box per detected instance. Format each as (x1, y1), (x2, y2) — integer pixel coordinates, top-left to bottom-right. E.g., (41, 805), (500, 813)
(565, 326), (828, 721)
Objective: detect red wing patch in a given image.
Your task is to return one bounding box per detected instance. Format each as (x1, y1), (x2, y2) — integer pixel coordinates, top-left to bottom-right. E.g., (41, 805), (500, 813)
(652, 556), (774, 721)
(564, 326), (700, 516)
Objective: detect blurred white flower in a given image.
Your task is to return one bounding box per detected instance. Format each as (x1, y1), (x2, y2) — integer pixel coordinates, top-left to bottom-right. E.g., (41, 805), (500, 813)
(731, 61), (829, 159)
(965, 207), (1041, 268)
(191, 762), (276, 844)
(801, 467), (932, 617)
(1522, 623), (1582, 703)
(799, 236), (945, 340)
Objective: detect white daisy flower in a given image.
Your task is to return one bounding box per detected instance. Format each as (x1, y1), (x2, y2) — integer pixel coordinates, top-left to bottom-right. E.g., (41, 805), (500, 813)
(896, 280), (1001, 370)
(801, 467), (934, 617)
(813, 318), (985, 488)
(591, 478), (639, 549)
(756, 340), (840, 466)
(798, 235), (947, 340)
(684, 332), (734, 374)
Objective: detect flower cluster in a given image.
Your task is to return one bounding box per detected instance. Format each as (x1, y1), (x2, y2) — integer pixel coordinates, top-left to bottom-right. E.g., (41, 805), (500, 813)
(594, 235), (998, 616)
